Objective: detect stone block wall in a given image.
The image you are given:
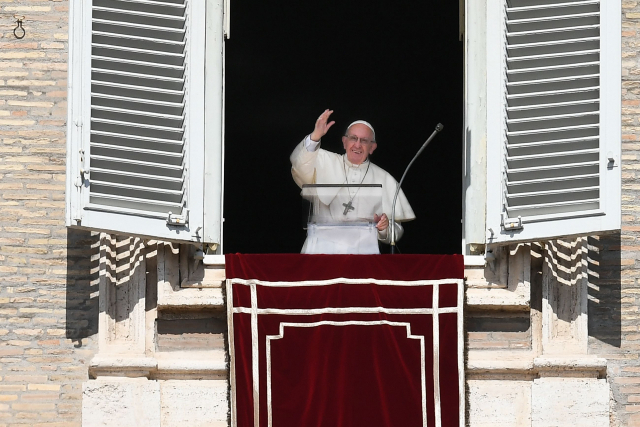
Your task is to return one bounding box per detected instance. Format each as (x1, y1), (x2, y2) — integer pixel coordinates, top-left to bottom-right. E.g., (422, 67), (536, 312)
(467, 312), (532, 351)
(604, 3), (640, 425)
(0, 1), (99, 426)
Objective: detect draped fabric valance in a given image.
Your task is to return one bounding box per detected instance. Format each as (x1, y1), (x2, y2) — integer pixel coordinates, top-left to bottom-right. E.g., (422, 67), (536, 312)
(226, 254), (464, 427)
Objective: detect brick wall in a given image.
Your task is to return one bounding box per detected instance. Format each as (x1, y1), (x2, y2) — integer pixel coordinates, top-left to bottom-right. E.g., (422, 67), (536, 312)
(595, 3), (640, 426)
(0, 1), (99, 426)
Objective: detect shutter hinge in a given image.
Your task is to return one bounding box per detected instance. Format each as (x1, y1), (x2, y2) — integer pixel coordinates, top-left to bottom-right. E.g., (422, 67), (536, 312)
(501, 213), (523, 231)
(76, 149), (89, 187)
(79, 148), (89, 175)
(223, 0), (230, 39)
(167, 209), (189, 226)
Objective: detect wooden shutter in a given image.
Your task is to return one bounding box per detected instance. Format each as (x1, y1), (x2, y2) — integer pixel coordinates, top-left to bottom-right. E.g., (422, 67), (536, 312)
(486, 0), (620, 244)
(67, 0), (222, 243)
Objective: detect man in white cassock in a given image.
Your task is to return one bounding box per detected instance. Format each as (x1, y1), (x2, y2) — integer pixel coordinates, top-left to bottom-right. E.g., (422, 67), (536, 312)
(291, 109), (415, 254)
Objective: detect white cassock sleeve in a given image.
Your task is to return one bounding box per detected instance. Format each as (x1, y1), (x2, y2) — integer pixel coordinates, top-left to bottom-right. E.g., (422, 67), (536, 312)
(376, 222), (404, 244)
(290, 136), (322, 187)
(304, 135), (321, 151)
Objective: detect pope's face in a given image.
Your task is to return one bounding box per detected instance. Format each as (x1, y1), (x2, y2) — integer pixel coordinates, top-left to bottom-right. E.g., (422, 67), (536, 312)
(342, 124), (377, 165)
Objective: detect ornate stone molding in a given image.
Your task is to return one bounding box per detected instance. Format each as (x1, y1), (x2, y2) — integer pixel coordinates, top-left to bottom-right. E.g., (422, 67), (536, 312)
(466, 244), (531, 310)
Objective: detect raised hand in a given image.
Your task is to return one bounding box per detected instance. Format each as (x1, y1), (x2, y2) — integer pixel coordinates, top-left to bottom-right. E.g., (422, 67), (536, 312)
(310, 109), (336, 141)
(373, 213), (389, 231)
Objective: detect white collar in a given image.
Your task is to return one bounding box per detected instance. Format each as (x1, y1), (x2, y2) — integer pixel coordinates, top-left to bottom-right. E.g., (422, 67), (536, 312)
(343, 155), (369, 169)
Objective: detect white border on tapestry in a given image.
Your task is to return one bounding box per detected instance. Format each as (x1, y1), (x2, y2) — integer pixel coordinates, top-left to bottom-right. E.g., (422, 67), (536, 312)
(457, 279), (465, 426)
(251, 283), (260, 427)
(265, 321), (428, 427)
(233, 307), (459, 315)
(229, 277), (464, 288)
(433, 283), (442, 427)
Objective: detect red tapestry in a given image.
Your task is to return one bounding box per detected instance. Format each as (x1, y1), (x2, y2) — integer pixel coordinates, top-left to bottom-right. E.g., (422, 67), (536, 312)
(226, 254), (464, 427)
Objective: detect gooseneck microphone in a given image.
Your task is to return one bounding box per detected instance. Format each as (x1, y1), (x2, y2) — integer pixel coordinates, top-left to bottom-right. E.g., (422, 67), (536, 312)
(390, 123), (444, 254)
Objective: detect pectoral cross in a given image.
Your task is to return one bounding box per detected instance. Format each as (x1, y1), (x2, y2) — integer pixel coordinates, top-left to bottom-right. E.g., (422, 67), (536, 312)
(342, 201), (354, 215)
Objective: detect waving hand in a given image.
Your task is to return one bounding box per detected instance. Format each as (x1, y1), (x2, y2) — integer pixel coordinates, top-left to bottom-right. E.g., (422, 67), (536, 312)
(310, 109), (336, 141)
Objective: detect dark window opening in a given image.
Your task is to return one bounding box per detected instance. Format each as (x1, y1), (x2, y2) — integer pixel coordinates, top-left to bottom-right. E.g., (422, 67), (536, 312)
(224, 1), (463, 254)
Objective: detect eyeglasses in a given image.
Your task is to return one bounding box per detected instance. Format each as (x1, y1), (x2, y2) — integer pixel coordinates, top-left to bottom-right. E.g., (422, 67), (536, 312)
(345, 134), (374, 145)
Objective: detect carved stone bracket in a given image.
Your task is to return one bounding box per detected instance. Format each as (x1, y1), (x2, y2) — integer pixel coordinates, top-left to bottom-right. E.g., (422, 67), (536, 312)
(97, 234), (147, 356)
(157, 243), (224, 309)
(466, 244), (531, 310)
(542, 238), (588, 355)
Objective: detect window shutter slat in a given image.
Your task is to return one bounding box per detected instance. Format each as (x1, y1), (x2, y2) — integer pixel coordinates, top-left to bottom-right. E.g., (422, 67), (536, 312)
(485, 0), (620, 244)
(90, 155), (183, 176)
(507, 148), (599, 168)
(507, 138), (599, 156)
(86, 202), (176, 219)
(91, 131), (183, 149)
(90, 168), (182, 188)
(89, 193), (184, 213)
(93, 20), (186, 40)
(506, 200), (600, 217)
(507, 174), (599, 192)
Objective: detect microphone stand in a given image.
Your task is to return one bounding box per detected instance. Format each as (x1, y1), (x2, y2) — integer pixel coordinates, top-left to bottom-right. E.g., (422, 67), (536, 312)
(390, 123), (444, 254)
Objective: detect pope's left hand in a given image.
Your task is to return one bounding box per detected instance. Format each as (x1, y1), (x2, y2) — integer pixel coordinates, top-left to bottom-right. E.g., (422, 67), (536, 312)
(374, 213), (389, 231)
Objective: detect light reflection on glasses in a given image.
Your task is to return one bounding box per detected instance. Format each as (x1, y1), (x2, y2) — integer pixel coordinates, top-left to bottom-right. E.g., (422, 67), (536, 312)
(345, 134), (374, 145)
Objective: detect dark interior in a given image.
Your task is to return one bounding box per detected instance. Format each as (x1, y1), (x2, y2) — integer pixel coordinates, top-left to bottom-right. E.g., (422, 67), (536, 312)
(224, 1), (463, 254)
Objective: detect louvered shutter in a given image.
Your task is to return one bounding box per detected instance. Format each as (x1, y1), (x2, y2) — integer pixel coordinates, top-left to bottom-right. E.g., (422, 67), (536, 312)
(485, 0), (620, 244)
(67, 0), (223, 243)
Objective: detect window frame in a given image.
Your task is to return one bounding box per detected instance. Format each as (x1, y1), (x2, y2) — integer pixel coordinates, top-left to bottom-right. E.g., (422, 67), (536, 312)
(65, 0), (224, 244)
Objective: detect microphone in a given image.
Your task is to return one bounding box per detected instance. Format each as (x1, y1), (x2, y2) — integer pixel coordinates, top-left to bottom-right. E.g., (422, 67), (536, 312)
(390, 123), (444, 254)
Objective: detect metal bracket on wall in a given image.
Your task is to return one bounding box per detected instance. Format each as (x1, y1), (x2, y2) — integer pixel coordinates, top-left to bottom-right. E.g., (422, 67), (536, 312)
(13, 15), (25, 39)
